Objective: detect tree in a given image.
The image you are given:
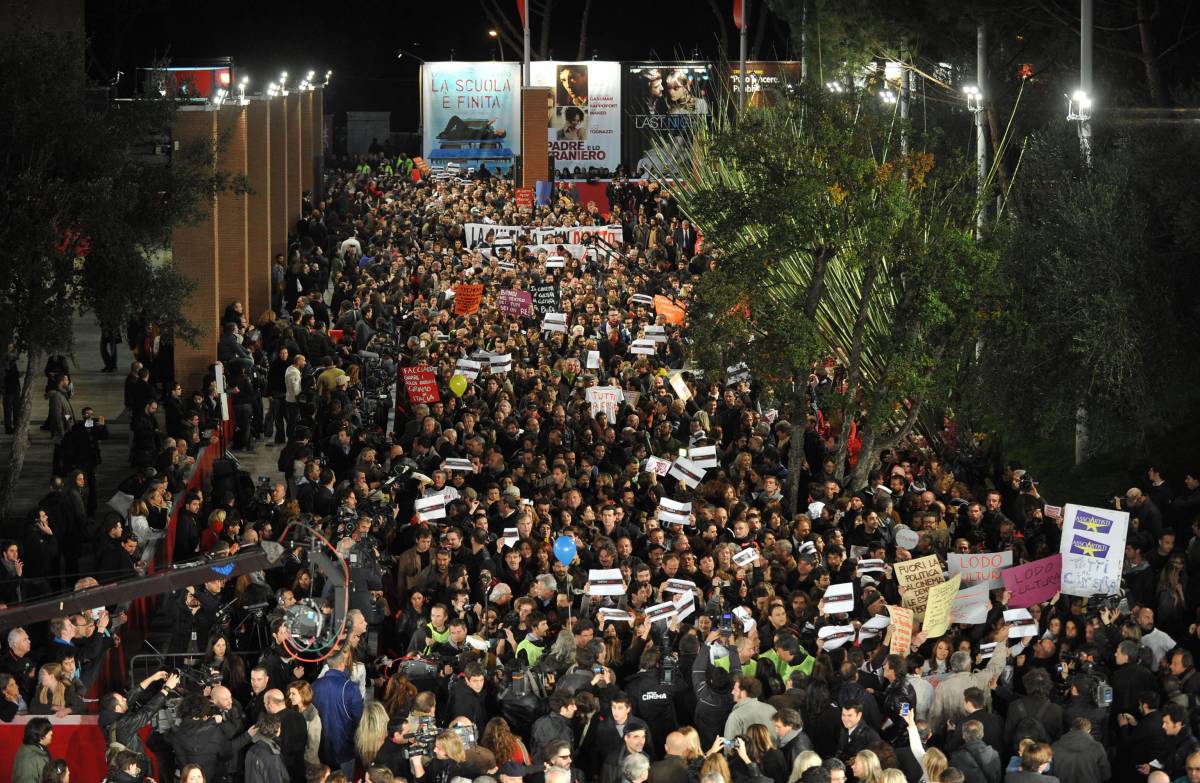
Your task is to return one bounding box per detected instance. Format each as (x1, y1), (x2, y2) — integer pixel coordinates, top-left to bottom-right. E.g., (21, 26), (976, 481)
(0, 26), (230, 516)
(971, 123), (1200, 455)
(656, 86), (997, 504)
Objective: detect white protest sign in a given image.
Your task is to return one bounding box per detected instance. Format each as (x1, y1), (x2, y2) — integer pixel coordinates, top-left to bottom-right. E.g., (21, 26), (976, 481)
(414, 494), (447, 521)
(587, 569), (626, 596)
(822, 582), (855, 615)
(669, 457), (706, 489)
(1059, 503), (1130, 597)
(950, 581), (992, 625)
(818, 624), (858, 650)
(585, 385), (624, 421)
(732, 547), (760, 568)
(643, 456), (671, 476)
(948, 551), (1014, 589)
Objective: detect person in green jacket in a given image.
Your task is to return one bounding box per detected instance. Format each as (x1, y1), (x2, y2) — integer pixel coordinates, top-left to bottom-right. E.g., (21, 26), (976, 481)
(516, 611), (551, 667)
(12, 717), (53, 783)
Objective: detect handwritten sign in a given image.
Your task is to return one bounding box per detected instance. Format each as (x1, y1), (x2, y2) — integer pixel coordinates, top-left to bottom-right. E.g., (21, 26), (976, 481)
(653, 295), (686, 326)
(515, 186), (534, 208)
(1003, 553), (1062, 609)
(498, 289), (534, 318)
(950, 581), (991, 625)
(530, 283), (560, 315)
(401, 365), (440, 404)
(895, 555), (944, 620)
(585, 386), (624, 421)
(453, 283), (484, 315)
(948, 551), (1013, 589)
(643, 456), (671, 476)
(888, 605), (914, 656)
(1059, 504), (1129, 597)
(921, 574), (962, 638)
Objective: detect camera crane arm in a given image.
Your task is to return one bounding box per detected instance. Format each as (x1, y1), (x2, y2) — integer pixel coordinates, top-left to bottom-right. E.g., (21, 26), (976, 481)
(0, 542), (287, 631)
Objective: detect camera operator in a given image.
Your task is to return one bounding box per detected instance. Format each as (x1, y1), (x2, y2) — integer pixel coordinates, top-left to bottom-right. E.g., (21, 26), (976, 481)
(409, 728), (477, 783)
(169, 585), (220, 656)
(99, 670), (180, 767)
(167, 692), (234, 783)
(251, 481), (289, 530)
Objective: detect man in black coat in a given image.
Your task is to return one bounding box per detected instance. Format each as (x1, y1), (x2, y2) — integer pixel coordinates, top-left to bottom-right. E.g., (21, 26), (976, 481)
(1112, 640), (1159, 718)
(946, 688), (1005, 757)
(168, 694), (233, 783)
(837, 701), (881, 762)
(445, 664), (488, 728)
(99, 671), (178, 764)
(1115, 692), (1167, 783)
(61, 407), (108, 515)
(264, 689), (308, 783)
(245, 712), (290, 783)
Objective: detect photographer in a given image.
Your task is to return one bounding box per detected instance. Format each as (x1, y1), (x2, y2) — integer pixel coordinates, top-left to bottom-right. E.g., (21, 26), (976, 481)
(259, 617), (306, 692)
(409, 728), (476, 783)
(99, 670), (180, 764)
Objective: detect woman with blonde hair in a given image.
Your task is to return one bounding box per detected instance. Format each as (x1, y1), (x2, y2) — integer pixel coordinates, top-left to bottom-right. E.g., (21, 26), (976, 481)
(410, 729), (471, 781)
(851, 750), (883, 783)
(880, 770), (907, 783)
(787, 751), (823, 783)
(28, 663), (84, 717)
(920, 748), (948, 783)
(354, 701), (389, 769)
(700, 743), (733, 783)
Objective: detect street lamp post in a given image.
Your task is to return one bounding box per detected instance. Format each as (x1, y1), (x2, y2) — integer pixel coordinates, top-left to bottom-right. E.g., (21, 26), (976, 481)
(489, 30), (506, 61)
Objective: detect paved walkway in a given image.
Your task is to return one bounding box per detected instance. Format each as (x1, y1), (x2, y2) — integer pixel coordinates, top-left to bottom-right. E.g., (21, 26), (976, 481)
(0, 312), (133, 526)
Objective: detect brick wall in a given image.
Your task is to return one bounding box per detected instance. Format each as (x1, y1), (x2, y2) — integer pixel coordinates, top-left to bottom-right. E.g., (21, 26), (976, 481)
(286, 94), (303, 230)
(521, 87), (550, 186)
(215, 105), (249, 318)
(245, 99), (272, 320)
(312, 88), (325, 202)
(300, 91), (314, 197)
(268, 97), (288, 265)
(171, 109), (220, 393)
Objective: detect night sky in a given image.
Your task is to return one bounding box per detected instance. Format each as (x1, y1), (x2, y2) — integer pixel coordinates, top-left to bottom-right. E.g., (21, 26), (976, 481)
(85, 0), (791, 132)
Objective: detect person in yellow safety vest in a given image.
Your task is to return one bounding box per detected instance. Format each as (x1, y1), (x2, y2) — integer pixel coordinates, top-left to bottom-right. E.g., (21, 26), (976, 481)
(516, 611), (551, 667)
(758, 634), (815, 687)
(714, 632), (760, 678)
(408, 604), (450, 656)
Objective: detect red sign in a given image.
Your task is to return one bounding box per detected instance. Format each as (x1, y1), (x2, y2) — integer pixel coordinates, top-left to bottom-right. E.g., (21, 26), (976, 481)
(515, 187), (534, 208)
(453, 283), (484, 315)
(401, 365), (440, 405)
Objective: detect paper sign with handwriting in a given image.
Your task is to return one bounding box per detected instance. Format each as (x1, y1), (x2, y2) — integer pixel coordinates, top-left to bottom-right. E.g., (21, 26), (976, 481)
(1002, 553), (1062, 609)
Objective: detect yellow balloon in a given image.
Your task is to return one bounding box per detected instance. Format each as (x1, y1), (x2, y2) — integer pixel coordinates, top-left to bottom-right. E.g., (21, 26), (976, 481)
(449, 374), (468, 397)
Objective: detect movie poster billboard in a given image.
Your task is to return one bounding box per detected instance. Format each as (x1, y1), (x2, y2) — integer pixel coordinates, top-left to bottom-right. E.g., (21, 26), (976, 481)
(622, 62), (714, 176)
(420, 62), (521, 162)
(530, 61), (621, 171)
(728, 61), (802, 107)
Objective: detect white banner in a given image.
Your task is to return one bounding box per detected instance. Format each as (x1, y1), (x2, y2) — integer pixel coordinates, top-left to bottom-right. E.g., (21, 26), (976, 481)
(1059, 503), (1130, 597)
(530, 61), (622, 170)
(465, 222), (624, 248)
(585, 385), (624, 421)
(420, 62), (522, 161)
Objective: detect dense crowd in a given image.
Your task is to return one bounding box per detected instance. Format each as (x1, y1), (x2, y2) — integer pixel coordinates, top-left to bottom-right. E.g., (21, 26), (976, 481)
(3, 150), (1200, 783)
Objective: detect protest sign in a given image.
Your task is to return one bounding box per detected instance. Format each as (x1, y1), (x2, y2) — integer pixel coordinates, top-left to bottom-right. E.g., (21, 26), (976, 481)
(587, 569), (626, 596)
(819, 625), (857, 651)
(489, 353), (513, 373)
(530, 283), (560, 314)
(1004, 608), (1038, 638)
(948, 551), (1013, 589)
(669, 457), (705, 489)
(645, 325), (668, 344)
(499, 528), (518, 548)
(669, 373), (692, 400)
(415, 494), (447, 522)
(663, 578), (697, 595)
(1003, 553), (1063, 608)
(1059, 504), (1129, 597)
(441, 458), (476, 473)
(498, 289), (534, 318)
(732, 547), (760, 568)
(585, 385), (624, 421)
(515, 186), (534, 208)
(453, 283), (483, 315)
(401, 365), (440, 404)
(688, 445), (718, 469)
(644, 601), (677, 624)
(630, 338), (657, 355)
(895, 555), (944, 619)
(921, 574), (962, 638)
(950, 581), (991, 625)
(455, 359), (482, 381)
(657, 498), (692, 527)
(598, 608), (634, 623)
(587, 350), (601, 369)
(895, 527), (920, 550)
(822, 582), (855, 615)
(542, 312), (568, 332)
(673, 591), (696, 621)
(858, 614), (890, 642)
(888, 605), (914, 656)
(653, 295), (686, 325)
(643, 456), (671, 476)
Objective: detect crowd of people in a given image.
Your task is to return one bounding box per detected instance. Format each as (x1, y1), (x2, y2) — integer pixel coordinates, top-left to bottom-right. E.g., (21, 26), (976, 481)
(2, 150), (1200, 783)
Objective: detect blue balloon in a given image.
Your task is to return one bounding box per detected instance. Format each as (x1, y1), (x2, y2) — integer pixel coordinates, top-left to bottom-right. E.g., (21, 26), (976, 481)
(553, 535), (577, 566)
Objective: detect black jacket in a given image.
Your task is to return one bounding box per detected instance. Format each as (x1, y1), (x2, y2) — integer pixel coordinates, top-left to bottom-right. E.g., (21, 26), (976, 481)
(99, 683), (169, 756)
(245, 734), (289, 783)
(169, 717), (233, 783)
(951, 739), (1002, 783)
(837, 722), (881, 760)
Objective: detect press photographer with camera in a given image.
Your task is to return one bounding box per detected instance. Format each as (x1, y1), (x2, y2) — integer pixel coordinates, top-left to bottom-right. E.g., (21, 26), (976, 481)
(99, 669), (180, 766)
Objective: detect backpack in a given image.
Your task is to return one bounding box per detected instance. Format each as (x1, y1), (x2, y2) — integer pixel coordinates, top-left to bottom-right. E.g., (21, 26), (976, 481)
(1009, 698), (1052, 752)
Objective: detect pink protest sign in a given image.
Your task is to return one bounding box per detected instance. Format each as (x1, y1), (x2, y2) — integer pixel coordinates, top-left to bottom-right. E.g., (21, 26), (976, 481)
(1002, 554), (1062, 609)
